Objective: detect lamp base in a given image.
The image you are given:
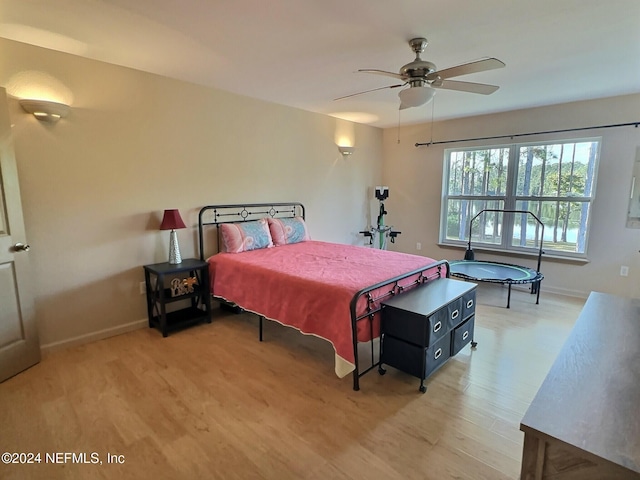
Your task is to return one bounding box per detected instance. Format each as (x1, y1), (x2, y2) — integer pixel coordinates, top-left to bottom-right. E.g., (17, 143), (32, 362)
(168, 229), (182, 264)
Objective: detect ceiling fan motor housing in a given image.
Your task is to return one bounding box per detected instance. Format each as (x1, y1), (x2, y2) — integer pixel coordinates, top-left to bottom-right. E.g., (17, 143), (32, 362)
(400, 38), (436, 80)
(400, 60), (436, 79)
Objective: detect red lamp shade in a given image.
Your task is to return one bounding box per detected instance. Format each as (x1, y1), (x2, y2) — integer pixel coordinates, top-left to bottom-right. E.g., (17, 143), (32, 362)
(159, 209), (186, 230)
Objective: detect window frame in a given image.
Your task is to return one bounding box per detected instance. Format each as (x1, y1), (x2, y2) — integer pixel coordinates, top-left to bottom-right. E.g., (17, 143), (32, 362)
(439, 137), (601, 259)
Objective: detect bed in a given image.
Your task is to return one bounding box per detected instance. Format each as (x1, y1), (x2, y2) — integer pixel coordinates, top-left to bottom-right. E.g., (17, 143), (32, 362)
(198, 202), (449, 390)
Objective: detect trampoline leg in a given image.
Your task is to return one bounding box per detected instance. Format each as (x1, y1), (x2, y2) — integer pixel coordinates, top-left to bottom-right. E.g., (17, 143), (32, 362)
(507, 284), (512, 309)
(536, 282), (541, 305)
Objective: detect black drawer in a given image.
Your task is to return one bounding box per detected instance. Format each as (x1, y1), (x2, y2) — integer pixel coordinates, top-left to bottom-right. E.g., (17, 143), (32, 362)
(451, 316), (475, 356)
(445, 297), (463, 330)
(382, 305), (448, 347)
(425, 334), (452, 377)
(381, 333), (451, 380)
(461, 290), (476, 320)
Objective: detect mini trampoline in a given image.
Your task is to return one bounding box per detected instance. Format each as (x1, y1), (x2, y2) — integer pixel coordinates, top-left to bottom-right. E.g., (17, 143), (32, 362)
(449, 209), (544, 308)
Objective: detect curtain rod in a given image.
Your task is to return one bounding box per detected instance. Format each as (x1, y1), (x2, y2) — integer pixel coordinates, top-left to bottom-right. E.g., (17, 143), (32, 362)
(415, 121), (640, 147)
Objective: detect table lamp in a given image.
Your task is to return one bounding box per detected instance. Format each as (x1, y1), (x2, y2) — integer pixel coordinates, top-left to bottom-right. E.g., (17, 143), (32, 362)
(160, 209), (186, 264)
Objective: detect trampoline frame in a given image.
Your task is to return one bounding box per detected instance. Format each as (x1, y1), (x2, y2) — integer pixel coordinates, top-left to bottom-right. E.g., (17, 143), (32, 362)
(451, 209), (544, 308)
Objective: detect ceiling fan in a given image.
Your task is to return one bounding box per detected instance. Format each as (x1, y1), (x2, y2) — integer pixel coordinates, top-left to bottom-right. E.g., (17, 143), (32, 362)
(336, 37), (505, 110)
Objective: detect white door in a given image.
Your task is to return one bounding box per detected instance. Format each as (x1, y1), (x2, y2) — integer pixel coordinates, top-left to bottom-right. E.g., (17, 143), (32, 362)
(0, 87), (40, 382)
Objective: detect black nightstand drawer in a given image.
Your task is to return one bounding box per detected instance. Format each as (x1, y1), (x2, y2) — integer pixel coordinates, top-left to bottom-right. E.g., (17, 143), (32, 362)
(451, 316), (475, 356)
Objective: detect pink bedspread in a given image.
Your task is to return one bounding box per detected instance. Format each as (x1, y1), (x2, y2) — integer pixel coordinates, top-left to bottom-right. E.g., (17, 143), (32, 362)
(208, 240), (442, 377)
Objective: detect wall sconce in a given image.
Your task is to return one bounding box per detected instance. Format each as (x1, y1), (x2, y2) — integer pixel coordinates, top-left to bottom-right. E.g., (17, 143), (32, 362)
(19, 99), (70, 123)
(338, 146), (355, 157)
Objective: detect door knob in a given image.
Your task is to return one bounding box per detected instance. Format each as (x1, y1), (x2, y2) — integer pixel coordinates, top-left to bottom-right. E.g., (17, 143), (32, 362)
(13, 242), (30, 252)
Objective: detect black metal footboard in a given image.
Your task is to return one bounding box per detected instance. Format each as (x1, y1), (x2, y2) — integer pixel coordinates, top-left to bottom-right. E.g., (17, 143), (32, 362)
(348, 259), (450, 391)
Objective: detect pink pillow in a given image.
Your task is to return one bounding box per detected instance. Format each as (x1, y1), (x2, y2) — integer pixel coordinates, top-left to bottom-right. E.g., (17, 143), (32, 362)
(220, 219), (273, 253)
(267, 216), (310, 246)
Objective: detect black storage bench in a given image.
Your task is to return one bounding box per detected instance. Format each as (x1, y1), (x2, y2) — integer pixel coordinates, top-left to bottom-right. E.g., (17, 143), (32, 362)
(380, 277), (477, 393)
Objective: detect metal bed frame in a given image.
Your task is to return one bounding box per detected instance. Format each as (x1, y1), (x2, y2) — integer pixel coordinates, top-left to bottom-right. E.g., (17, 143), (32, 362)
(198, 202), (449, 391)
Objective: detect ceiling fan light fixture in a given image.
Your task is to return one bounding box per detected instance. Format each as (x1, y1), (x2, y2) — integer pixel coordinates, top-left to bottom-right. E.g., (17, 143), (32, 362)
(398, 86), (436, 110)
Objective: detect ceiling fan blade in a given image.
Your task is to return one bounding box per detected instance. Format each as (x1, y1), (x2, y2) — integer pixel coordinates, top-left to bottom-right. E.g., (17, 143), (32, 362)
(334, 83), (404, 101)
(434, 79), (499, 95)
(358, 69), (406, 81)
(430, 58), (505, 80)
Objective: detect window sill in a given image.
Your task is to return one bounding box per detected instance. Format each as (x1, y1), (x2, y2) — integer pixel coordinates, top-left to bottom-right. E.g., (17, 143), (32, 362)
(437, 242), (590, 265)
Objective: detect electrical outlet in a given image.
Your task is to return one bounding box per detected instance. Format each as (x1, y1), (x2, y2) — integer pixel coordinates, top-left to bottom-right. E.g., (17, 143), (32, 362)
(620, 266), (629, 277)
(139, 281), (146, 295)
(416, 242), (422, 250)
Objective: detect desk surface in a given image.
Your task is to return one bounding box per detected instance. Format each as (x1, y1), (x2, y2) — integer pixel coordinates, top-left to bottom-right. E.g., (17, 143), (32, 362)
(520, 292), (640, 474)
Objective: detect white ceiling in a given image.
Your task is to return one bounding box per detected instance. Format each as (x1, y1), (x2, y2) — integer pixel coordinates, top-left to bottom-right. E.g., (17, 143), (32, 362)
(1, 0), (639, 128)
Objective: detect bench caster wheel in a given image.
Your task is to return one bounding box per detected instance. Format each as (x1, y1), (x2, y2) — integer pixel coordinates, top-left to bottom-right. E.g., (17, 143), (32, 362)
(419, 385), (427, 394)
(471, 341), (478, 348)
(378, 366), (386, 375)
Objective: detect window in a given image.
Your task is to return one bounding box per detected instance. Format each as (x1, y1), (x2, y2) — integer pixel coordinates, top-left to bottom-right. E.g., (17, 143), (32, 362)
(440, 138), (600, 257)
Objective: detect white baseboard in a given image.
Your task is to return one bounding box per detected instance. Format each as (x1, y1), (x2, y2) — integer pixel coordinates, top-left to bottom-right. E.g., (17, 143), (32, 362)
(40, 318), (148, 355)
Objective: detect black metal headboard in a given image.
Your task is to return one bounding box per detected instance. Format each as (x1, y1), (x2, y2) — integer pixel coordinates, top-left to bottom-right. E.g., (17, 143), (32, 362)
(198, 202), (306, 260)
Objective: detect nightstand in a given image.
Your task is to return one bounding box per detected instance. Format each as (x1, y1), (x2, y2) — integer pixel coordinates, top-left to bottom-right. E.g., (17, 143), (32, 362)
(143, 258), (211, 337)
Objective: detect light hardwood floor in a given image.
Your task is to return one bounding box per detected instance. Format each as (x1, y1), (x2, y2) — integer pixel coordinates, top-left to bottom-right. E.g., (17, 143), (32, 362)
(0, 284), (585, 480)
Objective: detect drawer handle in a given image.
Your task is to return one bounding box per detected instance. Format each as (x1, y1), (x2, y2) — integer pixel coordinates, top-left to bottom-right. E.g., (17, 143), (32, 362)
(434, 348), (442, 360)
(433, 321), (442, 333)
(462, 331), (469, 341)
(451, 309), (459, 320)
(466, 299), (474, 309)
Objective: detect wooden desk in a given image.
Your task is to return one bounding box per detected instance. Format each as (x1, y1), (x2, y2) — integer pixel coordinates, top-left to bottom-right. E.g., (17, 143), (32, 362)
(520, 292), (640, 479)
